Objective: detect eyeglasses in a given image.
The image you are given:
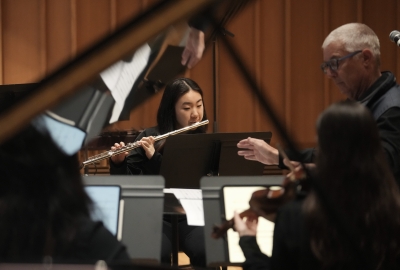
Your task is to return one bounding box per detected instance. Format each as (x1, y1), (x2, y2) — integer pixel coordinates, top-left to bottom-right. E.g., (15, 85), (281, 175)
(320, 50), (362, 74)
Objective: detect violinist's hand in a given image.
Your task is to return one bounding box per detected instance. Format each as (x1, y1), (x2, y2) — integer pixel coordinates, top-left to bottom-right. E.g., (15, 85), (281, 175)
(233, 211), (258, 237)
(110, 142), (128, 164)
(283, 158), (300, 170)
(237, 137), (279, 165)
(181, 27), (205, 69)
(140, 136), (156, 160)
(283, 158), (316, 180)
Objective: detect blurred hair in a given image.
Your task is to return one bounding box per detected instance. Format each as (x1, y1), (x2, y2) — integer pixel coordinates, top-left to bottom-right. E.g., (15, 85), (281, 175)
(303, 101), (400, 268)
(0, 124), (91, 261)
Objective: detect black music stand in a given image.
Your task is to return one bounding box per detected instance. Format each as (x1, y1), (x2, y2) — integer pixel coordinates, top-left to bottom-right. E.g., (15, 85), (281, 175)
(82, 175), (165, 264)
(200, 175), (283, 267)
(159, 131), (272, 188)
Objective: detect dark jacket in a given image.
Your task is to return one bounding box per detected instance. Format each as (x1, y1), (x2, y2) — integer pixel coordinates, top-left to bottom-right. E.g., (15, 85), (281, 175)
(110, 126), (162, 175)
(239, 199), (320, 270)
(57, 217), (131, 264)
(280, 71), (400, 185)
(1, 217), (130, 265)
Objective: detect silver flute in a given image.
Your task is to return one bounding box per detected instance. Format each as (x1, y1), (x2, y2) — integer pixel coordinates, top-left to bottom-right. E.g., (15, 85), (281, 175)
(80, 120), (209, 169)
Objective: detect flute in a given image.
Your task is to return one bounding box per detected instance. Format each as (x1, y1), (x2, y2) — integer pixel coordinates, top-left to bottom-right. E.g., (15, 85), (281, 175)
(80, 120), (209, 169)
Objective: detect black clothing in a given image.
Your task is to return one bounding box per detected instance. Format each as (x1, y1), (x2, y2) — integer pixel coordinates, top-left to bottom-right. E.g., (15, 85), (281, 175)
(361, 72), (400, 185)
(189, 14), (209, 32)
(239, 200), (320, 270)
(1, 217), (130, 264)
(110, 127), (162, 175)
(57, 217), (131, 264)
(279, 71), (400, 185)
(278, 149), (315, 168)
(161, 220), (206, 267)
(109, 126), (207, 267)
(261, 72), (400, 270)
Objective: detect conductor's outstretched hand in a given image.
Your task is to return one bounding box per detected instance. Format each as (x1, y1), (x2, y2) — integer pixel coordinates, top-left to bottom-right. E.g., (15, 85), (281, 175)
(237, 137), (279, 165)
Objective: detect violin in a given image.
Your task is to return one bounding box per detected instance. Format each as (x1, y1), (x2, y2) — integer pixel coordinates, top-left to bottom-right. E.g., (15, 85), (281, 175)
(211, 165), (308, 239)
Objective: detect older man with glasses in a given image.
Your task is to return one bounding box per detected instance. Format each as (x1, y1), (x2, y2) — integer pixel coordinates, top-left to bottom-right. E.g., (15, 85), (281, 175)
(237, 22), (400, 185)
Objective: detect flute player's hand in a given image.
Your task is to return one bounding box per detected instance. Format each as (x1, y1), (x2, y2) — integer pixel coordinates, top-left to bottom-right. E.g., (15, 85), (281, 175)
(237, 137), (279, 165)
(110, 142), (129, 164)
(140, 136), (156, 160)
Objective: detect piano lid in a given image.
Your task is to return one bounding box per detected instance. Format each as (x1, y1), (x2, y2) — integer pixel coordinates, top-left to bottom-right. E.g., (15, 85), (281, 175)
(0, 0), (215, 145)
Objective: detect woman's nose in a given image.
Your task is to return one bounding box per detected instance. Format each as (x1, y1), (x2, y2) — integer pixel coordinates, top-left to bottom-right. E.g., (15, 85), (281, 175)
(191, 108), (199, 118)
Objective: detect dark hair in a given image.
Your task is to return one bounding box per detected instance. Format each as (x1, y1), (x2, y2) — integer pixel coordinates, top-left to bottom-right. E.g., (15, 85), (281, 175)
(157, 77), (208, 134)
(0, 124), (91, 261)
(303, 101), (400, 268)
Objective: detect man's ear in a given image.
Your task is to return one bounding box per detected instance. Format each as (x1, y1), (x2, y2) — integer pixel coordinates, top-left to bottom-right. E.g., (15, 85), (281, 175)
(361, 49), (374, 67)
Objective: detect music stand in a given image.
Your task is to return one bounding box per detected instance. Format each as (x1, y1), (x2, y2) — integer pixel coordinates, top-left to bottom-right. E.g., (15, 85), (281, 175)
(159, 132), (272, 188)
(200, 175), (283, 267)
(82, 175), (164, 264)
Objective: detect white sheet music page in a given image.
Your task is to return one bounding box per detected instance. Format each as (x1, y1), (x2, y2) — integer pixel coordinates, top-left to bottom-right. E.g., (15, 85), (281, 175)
(170, 189), (204, 226)
(223, 186), (275, 263)
(100, 43), (151, 123)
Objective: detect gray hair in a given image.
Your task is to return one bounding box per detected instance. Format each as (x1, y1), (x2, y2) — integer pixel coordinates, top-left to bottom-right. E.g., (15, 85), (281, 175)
(322, 23), (381, 66)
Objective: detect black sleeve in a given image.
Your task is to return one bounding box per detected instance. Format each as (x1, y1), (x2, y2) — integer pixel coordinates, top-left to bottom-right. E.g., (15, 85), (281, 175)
(126, 150), (162, 175)
(188, 13), (209, 32)
(271, 199), (321, 270)
(110, 128), (162, 175)
(239, 236), (270, 270)
(270, 202), (302, 270)
(239, 200), (317, 270)
(376, 107), (400, 185)
(278, 148), (316, 169)
(109, 159), (129, 175)
(64, 219), (131, 264)
(85, 222), (131, 264)
(187, 0), (222, 32)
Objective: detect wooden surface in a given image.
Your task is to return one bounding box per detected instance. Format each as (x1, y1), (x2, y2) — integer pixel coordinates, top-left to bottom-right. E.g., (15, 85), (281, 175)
(1, 0), (400, 150)
(178, 252), (242, 270)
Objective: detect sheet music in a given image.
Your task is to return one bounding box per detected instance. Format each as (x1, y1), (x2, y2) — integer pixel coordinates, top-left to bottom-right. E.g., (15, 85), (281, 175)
(100, 43), (151, 123)
(223, 186), (275, 263)
(179, 199), (204, 226)
(169, 188), (204, 226)
(170, 188), (202, 199)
